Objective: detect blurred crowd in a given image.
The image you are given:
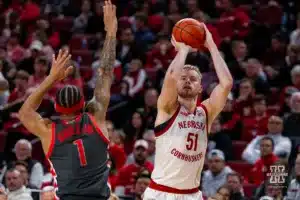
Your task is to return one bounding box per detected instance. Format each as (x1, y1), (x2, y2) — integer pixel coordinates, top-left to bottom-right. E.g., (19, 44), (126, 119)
(0, 0), (299, 199)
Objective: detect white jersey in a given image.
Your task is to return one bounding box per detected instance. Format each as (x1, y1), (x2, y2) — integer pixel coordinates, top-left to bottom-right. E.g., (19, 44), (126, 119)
(151, 101), (208, 190)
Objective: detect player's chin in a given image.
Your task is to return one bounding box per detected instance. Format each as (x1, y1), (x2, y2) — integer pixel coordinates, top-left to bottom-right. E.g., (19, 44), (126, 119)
(178, 91), (198, 99)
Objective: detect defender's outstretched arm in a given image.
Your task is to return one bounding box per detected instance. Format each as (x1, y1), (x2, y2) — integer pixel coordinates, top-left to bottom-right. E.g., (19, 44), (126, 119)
(19, 50), (72, 137)
(85, 0), (117, 132)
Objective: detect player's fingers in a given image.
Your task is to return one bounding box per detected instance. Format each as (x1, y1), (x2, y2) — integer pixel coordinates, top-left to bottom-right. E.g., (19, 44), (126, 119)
(52, 54), (56, 65)
(57, 49), (62, 60)
(112, 5), (116, 15)
(65, 66), (74, 76)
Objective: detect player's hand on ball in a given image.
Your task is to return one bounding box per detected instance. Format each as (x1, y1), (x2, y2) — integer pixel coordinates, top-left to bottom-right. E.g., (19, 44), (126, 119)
(171, 36), (197, 53)
(49, 49), (73, 82)
(103, 0), (117, 35)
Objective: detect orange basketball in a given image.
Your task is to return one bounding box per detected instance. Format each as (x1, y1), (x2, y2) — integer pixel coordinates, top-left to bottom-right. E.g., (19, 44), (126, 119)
(172, 18), (206, 50)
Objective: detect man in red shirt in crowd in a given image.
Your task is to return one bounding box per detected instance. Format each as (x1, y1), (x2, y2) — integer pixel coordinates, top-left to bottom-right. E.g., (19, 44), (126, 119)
(251, 136), (278, 186)
(114, 139), (154, 197)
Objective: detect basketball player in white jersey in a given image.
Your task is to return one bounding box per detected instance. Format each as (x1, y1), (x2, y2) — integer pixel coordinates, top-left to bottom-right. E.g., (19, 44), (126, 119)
(142, 24), (233, 200)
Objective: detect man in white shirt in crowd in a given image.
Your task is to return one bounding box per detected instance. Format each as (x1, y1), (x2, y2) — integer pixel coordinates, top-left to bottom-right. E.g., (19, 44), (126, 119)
(202, 149), (233, 198)
(242, 115), (291, 164)
(0, 168), (33, 200)
(13, 139), (44, 188)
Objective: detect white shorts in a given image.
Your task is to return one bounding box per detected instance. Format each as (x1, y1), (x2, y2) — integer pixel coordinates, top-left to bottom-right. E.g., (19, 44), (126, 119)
(143, 187), (203, 200)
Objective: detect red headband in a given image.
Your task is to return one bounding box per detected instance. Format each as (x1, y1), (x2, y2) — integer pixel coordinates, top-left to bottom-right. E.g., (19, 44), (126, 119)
(55, 97), (85, 114)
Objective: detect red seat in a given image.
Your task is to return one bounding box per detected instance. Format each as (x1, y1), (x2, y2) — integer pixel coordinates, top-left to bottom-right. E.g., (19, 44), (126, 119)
(227, 161), (253, 181)
(71, 50), (94, 66)
(0, 131), (7, 152)
(243, 183), (256, 197)
(51, 17), (74, 32)
(80, 65), (93, 82)
(69, 34), (95, 50)
(145, 68), (157, 82)
(232, 140), (247, 160)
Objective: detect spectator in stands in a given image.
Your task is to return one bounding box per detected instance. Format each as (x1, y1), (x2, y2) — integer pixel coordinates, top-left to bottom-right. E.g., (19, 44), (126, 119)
(4, 168), (33, 200)
(133, 14), (155, 45)
(86, 0), (104, 35)
(227, 40), (247, 80)
(142, 130), (155, 164)
(226, 173), (245, 200)
(116, 28), (145, 67)
(18, 40), (43, 74)
(210, 184), (232, 200)
(202, 149), (233, 198)
(279, 86), (298, 117)
(234, 78), (254, 116)
(6, 34), (26, 64)
(0, 61), (9, 105)
(242, 115), (291, 164)
(139, 88), (158, 129)
(245, 58), (270, 95)
(283, 92), (300, 137)
(208, 117), (233, 160)
(115, 140), (154, 197)
(133, 169), (151, 200)
(7, 70), (29, 103)
(13, 139), (43, 188)
(290, 65), (300, 90)
(123, 111), (147, 154)
(278, 45), (300, 87)
(72, 0), (92, 33)
(285, 154), (300, 200)
(27, 57), (49, 88)
(241, 94), (269, 141)
(257, 180), (284, 200)
(14, 161), (38, 200)
(123, 58), (147, 98)
(250, 137), (279, 185)
(215, 0), (250, 40)
(125, 138), (151, 165)
(289, 13), (300, 46)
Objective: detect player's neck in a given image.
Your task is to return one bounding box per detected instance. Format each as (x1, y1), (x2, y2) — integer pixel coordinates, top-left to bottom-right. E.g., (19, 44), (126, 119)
(178, 97), (197, 113)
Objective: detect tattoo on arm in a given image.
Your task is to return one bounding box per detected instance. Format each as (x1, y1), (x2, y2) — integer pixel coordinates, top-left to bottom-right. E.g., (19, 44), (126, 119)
(94, 36), (116, 105)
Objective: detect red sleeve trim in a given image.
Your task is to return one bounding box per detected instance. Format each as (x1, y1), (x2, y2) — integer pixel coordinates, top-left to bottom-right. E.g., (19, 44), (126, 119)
(87, 113), (110, 145)
(46, 123), (56, 158)
(154, 106), (180, 137)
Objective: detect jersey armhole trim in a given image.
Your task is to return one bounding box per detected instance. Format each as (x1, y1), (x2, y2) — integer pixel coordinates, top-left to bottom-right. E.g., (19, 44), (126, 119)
(198, 104), (209, 134)
(46, 123), (56, 158)
(154, 106), (180, 137)
(86, 113), (110, 144)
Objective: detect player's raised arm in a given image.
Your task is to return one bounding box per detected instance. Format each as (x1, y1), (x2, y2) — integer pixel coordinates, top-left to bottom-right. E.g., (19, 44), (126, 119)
(18, 50), (73, 138)
(85, 0), (117, 128)
(202, 25), (233, 128)
(157, 38), (194, 115)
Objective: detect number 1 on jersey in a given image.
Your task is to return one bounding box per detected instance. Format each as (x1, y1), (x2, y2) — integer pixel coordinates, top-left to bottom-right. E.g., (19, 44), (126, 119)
(73, 139), (87, 167)
(186, 133), (198, 151)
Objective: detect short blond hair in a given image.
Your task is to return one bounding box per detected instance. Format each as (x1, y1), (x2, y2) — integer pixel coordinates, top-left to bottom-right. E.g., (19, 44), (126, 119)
(182, 65), (202, 79)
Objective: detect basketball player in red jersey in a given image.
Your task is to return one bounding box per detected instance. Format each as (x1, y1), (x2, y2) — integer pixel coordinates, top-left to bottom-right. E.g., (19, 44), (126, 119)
(143, 25), (233, 200)
(18, 1), (117, 200)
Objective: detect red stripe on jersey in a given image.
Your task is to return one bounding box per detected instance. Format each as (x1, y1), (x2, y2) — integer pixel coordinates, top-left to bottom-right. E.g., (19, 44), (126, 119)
(87, 113), (110, 144)
(46, 123), (56, 158)
(154, 106), (180, 137)
(149, 179), (199, 194)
